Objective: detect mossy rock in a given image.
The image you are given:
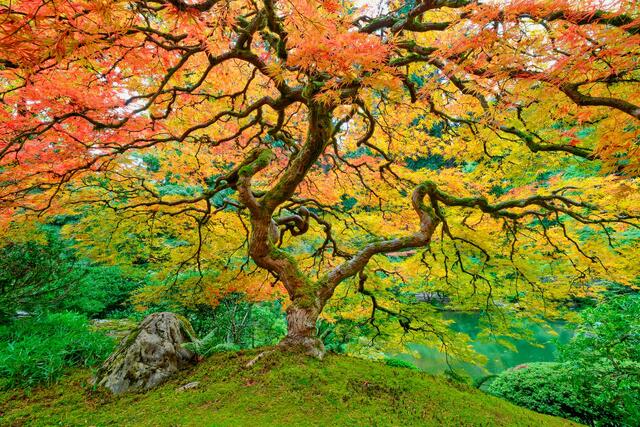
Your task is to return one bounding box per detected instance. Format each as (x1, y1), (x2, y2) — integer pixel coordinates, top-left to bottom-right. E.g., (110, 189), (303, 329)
(91, 318), (137, 339)
(94, 312), (197, 395)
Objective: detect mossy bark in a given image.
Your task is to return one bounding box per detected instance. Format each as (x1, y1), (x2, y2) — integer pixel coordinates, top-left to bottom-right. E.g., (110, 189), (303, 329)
(278, 304), (324, 359)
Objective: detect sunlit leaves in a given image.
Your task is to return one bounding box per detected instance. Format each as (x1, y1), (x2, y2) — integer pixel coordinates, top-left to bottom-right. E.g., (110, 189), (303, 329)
(0, 0), (639, 358)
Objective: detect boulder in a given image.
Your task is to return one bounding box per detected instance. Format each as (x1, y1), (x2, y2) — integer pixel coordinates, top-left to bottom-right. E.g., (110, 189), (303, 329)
(94, 312), (197, 394)
(415, 291), (450, 305)
(91, 318), (137, 340)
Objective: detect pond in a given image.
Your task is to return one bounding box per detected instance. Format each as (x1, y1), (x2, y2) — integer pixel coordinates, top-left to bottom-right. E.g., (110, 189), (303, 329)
(396, 312), (574, 381)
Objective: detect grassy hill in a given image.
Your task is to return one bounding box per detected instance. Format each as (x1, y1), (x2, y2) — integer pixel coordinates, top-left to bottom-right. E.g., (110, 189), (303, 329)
(0, 349), (579, 426)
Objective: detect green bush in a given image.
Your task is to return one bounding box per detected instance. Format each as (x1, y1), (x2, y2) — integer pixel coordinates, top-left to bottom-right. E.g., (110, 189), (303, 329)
(0, 233), (78, 322)
(0, 312), (114, 389)
(487, 362), (589, 423)
(58, 265), (141, 318)
(317, 318), (360, 354)
(184, 335), (241, 357)
(383, 358), (419, 370)
(560, 295), (640, 426)
(488, 295), (640, 426)
(180, 295), (287, 350)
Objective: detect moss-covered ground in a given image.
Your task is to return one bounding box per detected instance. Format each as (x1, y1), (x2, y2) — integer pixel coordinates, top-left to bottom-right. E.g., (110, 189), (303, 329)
(0, 349), (579, 426)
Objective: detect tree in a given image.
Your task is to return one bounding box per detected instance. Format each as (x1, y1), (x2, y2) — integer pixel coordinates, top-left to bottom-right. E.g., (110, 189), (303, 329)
(1, 0), (639, 357)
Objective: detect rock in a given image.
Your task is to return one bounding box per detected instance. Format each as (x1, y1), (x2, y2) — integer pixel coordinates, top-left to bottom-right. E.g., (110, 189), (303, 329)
(91, 318), (137, 340)
(176, 381), (199, 392)
(94, 312), (197, 394)
(415, 292), (450, 305)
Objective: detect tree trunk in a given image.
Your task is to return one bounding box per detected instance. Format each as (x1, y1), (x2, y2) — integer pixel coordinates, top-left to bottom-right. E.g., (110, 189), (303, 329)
(278, 303), (325, 359)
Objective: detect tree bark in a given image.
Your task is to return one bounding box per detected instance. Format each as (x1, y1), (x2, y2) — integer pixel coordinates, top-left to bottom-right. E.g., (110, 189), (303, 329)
(278, 303), (324, 359)
(234, 122), (441, 359)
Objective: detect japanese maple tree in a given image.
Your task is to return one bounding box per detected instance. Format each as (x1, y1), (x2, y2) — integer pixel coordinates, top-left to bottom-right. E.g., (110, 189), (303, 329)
(1, 0), (639, 357)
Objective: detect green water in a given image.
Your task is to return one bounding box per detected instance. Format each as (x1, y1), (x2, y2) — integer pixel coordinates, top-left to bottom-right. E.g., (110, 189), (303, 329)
(398, 312), (574, 379)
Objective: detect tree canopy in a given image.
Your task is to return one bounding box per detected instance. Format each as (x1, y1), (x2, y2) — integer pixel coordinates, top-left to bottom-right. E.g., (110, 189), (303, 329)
(1, 0), (639, 357)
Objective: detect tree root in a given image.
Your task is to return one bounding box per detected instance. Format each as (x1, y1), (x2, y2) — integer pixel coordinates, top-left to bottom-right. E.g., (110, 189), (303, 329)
(245, 350), (275, 368)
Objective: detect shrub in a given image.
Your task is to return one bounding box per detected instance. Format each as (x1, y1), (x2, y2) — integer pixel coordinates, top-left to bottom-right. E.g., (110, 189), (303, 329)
(184, 335), (241, 357)
(560, 295), (640, 426)
(383, 358), (419, 370)
(0, 312), (114, 389)
(179, 295), (287, 349)
(0, 233), (79, 322)
(563, 295), (640, 364)
(488, 295), (640, 426)
(317, 318), (360, 354)
(487, 362), (589, 423)
(57, 265), (141, 318)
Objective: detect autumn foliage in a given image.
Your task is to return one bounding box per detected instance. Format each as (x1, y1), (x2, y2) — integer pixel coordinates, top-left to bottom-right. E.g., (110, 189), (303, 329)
(0, 0), (639, 356)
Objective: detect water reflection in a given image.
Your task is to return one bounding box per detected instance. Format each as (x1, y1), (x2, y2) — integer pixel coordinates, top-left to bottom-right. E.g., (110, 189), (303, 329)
(396, 312), (574, 380)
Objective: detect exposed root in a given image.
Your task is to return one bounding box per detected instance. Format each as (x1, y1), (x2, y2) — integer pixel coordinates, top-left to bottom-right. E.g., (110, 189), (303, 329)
(245, 350), (275, 368)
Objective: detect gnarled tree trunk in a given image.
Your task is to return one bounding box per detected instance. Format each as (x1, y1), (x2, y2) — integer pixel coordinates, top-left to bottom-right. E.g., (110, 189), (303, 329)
(234, 101), (334, 359)
(278, 303), (324, 358)
(233, 99), (440, 361)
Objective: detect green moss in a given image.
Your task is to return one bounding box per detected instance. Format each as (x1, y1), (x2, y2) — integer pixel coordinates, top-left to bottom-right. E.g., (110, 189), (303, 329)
(238, 149), (273, 177)
(301, 81), (325, 100)
(0, 350), (578, 426)
(390, 53), (422, 66)
(269, 247), (294, 261)
(269, 247), (316, 289)
(294, 284), (325, 309)
(91, 319), (137, 333)
(175, 314), (197, 341)
(123, 328), (141, 347)
(267, 246), (322, 308)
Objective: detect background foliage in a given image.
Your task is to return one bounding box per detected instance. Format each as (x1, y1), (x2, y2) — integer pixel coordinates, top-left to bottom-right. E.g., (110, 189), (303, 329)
(0, 226), (141, 323)
(0, 312), (114, 389)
